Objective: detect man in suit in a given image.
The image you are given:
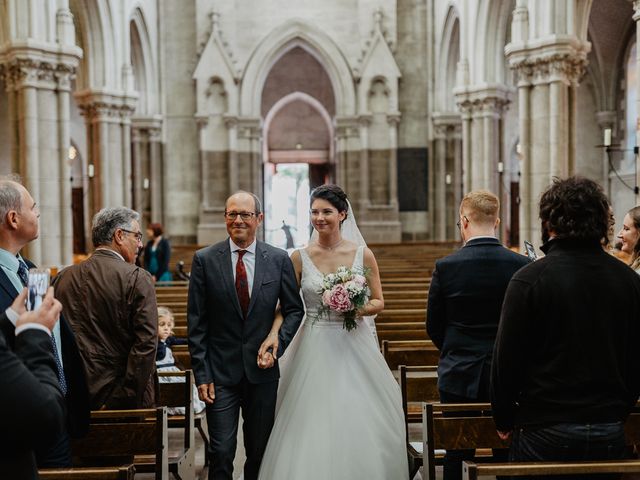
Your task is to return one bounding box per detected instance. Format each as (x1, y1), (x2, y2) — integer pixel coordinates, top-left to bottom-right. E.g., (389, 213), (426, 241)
(55, 207), (158, 409)
(188, 191), (304, 480)
(426, 189), (529, 480)
(0, 177), (89, 468)
(0, 287), (65, 479)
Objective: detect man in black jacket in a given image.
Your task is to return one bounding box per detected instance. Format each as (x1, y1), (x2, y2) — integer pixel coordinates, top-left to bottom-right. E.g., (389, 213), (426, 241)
(0, 287), (65, 480)
(427, 190), (529, 480)
(492, 176), (640, 471)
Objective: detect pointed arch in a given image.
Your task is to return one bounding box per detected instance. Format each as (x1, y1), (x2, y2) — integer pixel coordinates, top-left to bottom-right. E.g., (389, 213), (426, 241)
(474, 0), (514, 84)
(438, 5), (460, 111)
(129, 6), (159, 114)
(70, 0), (116, 89)
(240, 20), (355, 117)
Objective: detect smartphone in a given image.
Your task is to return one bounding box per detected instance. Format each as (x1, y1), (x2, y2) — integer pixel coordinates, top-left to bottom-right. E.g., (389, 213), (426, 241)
(27, 268), (50, 311)
(524, 241), (537, 261)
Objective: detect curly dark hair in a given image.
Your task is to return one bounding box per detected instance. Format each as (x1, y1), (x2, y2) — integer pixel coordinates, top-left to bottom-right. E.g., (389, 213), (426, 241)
(310, 184), (349, 215)
(539, 176), (610, 245)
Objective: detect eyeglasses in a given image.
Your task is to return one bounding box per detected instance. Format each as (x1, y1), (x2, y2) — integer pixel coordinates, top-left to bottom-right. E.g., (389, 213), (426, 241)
(224, 211), (257, 221)
(121, 229), (143, 242)
(456, 215), (470, 229)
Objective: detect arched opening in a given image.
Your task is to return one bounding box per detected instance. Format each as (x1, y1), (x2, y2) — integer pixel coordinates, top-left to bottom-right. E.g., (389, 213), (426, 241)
(261, 46), (336, 249)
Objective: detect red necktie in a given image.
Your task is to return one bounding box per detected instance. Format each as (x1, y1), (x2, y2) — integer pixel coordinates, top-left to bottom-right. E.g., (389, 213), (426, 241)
(236, 250), (250, 318)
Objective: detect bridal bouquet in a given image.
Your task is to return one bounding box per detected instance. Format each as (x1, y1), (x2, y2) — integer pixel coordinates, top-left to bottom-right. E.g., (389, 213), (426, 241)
(318, 266), (371, 331)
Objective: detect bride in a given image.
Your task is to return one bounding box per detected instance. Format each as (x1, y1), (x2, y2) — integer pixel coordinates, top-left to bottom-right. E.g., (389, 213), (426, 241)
(256, 184), (408, 479)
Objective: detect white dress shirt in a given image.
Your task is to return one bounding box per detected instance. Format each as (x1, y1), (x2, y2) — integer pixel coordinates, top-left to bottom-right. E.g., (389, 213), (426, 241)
(229, 238), (257, 298)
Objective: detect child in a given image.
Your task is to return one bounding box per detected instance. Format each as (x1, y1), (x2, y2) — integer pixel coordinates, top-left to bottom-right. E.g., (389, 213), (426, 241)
(156, 306), (205, 414)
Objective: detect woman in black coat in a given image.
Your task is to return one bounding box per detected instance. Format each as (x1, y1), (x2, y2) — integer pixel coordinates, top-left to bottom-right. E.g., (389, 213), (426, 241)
(144, 222), (172, 282)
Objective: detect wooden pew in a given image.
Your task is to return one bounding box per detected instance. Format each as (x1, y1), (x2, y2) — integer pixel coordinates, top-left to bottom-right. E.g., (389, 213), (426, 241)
(399, 365), (438, 479)
(151, 371), (195, 480)
(382, 340), (439, 370)
(463, 459), (640, 479)
(422, 402), (507, 480)
(39, 465), (136, 479)
(460, 410), (640, 479)
(72, 408), (169, 480)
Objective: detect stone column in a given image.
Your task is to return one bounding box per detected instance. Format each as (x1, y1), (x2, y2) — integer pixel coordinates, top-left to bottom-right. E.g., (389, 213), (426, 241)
(508, 47), (588, 247)
(358, 115), (372, 211)
(76, 92), (138, 213)
(225, 116), (239, 194)
(149, 126), (163, 223)
(387, 114), (400, 208)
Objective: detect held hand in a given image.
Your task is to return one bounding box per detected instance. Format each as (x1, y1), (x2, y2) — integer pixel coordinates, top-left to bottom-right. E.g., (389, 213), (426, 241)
(257, 351), (275, 369)
(497, 430), (512, 441)
(197, 383), (215, 404)
(258, 333), (279, 363)
(15, 287), (62, 332)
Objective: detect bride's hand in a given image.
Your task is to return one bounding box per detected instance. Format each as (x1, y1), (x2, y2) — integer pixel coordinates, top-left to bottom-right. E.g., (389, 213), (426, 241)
(257, 332), (279, 368)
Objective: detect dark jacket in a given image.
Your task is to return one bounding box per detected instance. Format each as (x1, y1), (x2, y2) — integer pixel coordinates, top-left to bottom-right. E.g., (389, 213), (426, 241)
(426, 237), (529, 399)
(144, 237), (171, 280)
(54, 249), (158, 410)
(491, 238), (640, 431)
(0, 262), (90, 442)
(0, 319), (65, 480)
(188, 239), (304, 386)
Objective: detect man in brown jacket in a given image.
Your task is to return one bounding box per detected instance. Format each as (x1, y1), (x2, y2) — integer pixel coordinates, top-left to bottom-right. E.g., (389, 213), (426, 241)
(54, 207), (158, 409)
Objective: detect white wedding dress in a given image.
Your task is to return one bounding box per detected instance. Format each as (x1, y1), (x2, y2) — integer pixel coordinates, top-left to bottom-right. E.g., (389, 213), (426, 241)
(258, 246), (409, 479)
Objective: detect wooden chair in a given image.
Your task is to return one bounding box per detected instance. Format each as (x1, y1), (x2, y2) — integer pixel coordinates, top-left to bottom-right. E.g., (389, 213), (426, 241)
(382, 340), (439, 370)
(39, 465), (136, 479)
(422, 402), (508, 480)
(72, 408), (168, 480)
(399, 365), (438, 479)
(149, 370), (196, 479)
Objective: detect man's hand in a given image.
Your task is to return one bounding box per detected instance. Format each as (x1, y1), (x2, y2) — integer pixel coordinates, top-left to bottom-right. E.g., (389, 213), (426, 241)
(497, 430), (512, 441)
(257, 351), (275, 369)
(15, 287), (62, 332)
(10, 287), (28, 316)
(257, 333), (279, 369)
(197, 383), (215, 404)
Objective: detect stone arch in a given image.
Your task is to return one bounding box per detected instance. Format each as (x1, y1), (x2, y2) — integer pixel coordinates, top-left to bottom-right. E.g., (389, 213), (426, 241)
(70, 0), (117, 89)
(130, 6), (159, 114)
(240, 20), (355, 117)
(262, 91), (334, 165)
(439, 5), (460, 111)
(474, 0), (514, 84)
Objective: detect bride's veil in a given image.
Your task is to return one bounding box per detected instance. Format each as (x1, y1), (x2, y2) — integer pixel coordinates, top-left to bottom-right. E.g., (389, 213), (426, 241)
(310, 199), (379, 341)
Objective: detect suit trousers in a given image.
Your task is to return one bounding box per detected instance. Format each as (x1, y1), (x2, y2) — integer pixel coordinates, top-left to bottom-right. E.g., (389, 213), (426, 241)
(206, 377), (278, 480)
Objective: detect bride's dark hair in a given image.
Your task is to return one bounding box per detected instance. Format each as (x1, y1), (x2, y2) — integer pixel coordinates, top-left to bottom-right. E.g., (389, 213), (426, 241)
(310, 185), (349, 218)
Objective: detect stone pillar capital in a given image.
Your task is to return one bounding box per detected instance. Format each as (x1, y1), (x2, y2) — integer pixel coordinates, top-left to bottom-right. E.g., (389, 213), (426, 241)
(508, 41), (590, 87)
(75, 90), (138, 122)
(387, 113), (401, 126)
(195, 114), (209, 129)
(358, 114), (373, 127)
(454, 85), (511, 118)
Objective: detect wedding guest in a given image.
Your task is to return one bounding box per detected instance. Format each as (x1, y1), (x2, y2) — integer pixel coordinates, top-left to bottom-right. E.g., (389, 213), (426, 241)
(0, 176), (89, 469)
(426, 189), (529, 480)
(156, 306), (205, 415)
(54, 207), (158, 409)
(0, 287), (65, 480)
(144, 222), (172, 282)
(492, 176), (640, 473)
(617, 206), (640, 273)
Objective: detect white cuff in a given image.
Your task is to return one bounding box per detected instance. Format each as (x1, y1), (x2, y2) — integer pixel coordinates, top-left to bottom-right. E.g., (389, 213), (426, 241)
(5, 307), (18, 327)
(15, 323), (51, 336)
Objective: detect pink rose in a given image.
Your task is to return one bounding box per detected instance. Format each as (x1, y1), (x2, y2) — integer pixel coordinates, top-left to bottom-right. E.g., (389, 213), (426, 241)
(322, 289), (332, 306)
(353, 274), (367, 287)
(326, 284), (353, 312)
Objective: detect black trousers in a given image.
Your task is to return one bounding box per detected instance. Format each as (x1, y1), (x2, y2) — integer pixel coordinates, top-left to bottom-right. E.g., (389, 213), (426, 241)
(206, 377), (278, 480)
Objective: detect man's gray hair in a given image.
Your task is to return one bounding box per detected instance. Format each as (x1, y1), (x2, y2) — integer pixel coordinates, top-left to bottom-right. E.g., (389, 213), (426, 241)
(0, 176), (25, 226)
(92, 207), (140, 247)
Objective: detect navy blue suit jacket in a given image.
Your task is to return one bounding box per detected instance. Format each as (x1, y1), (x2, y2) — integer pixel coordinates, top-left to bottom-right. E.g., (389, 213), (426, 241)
(0, 263), (89, 440)
(426, 237), (530, 399)
(188, 240), (304, 386)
